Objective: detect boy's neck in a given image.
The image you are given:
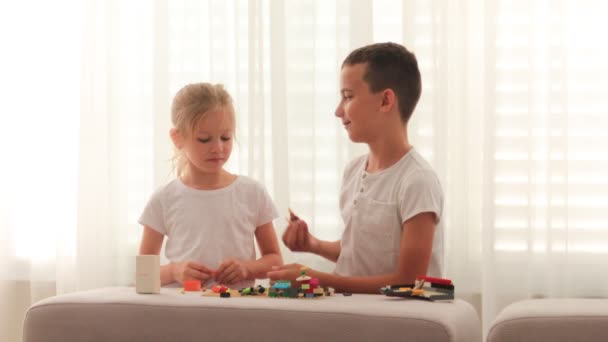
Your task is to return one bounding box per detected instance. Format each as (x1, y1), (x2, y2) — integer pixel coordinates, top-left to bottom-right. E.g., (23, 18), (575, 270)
(366, 127), (412, 173)
(181, 168), (236, 190)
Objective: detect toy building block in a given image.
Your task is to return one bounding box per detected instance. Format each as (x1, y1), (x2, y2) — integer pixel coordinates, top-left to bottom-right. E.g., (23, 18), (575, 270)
(296, 268), (311, 282)
(202, 286), (240, 297)
(271, 280), (291, 289)
(211, 284), (229, 293)
(238, 285), (267, 296)
(284, 288), (299, 298)
(183, 280), (202, 292)
(288, 208), (298, 221)
(417, 276), (453, 286)
(380, 276), (455, 302)
(256, 285), (266, 294)
(267, 273), (332, 299)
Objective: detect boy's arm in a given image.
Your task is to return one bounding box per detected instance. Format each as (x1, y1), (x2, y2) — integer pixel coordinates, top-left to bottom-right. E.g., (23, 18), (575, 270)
(282, 218), (342, 262)
(311, 240), (342, 263)
(394, 211), (436, 283)
(269, 212), (436, 293)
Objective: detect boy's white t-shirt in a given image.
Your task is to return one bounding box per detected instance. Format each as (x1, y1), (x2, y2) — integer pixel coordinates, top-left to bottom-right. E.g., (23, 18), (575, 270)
(334, 148), (444, 278)
(138, 175), (278, 289)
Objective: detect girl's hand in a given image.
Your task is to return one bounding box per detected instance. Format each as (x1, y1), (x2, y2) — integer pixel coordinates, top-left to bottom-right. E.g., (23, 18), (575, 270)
(170, 261), (215, 284)
(214, 258), (251, 285)
(266, 263), (307, 282)
(282, 217), (319, 253)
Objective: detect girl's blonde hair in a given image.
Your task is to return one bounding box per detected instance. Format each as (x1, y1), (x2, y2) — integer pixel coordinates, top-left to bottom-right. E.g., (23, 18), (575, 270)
(171, 82), (235, 177)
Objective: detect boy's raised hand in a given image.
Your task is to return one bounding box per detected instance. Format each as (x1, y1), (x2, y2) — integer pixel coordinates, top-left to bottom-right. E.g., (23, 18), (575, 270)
(282, 211), (319, 253)
(171, 261), (215, 285)
(214, 258), (251, 285)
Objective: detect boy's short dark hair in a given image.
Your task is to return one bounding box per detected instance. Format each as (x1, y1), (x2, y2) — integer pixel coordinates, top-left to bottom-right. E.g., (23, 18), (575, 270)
(342, 42), (421, 123)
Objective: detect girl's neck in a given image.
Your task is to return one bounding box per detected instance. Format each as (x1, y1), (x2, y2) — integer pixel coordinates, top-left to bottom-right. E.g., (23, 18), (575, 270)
(180, 168), (237, 190)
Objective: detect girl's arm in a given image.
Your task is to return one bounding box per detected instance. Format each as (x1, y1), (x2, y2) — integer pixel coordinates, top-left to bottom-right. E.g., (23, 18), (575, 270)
(269, 212), (436, 294)
(139, 226), (174, 285)
(214, 222), (283, 284)
(139, 226), (214, 285)
(247, 222), (283, 278)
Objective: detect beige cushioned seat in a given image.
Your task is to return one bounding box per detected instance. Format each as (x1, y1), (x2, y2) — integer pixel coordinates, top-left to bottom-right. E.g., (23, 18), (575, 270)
(24, 286), (480, 342)
(487, 298), (608, 342)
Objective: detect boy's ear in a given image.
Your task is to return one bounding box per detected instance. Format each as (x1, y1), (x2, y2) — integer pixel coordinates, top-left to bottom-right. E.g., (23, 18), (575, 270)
(170, 128), (183, 149)
(380, 89), (396, 113)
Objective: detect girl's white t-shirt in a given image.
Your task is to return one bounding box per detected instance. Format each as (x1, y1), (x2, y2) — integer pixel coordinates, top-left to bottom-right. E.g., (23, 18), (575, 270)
(138, 175), (278, 289)
(334, 148), (444, 278)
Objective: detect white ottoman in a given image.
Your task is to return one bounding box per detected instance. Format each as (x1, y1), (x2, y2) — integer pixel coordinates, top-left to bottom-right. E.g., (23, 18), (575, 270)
(24, 286), (481, 342)
(487, 298), (608, 342)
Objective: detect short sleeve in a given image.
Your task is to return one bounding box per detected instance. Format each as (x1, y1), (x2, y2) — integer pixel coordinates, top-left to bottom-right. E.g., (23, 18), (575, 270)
(255, 184), (279, 227)
(397, 169), (444, 224)
(138, 188), (167, 235)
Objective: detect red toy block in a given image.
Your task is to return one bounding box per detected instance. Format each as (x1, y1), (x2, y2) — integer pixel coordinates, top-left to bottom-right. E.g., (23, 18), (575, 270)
(183, 280), (201, 291)
(417, 276), (452, 286)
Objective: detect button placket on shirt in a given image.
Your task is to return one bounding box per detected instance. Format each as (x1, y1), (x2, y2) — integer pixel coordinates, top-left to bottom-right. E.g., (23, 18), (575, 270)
(354, 172), (367, 205)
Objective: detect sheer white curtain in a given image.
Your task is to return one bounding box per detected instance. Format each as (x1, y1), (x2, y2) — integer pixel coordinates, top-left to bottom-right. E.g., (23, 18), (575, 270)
(481, 0), (608, 335)
(3, 1), (608, 341)
(0, 1), (82, 341)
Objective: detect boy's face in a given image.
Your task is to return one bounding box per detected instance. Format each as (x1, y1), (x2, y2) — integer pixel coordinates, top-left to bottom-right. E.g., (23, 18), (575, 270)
(335, 63), (384, 143)
(180, 109), (234, 175)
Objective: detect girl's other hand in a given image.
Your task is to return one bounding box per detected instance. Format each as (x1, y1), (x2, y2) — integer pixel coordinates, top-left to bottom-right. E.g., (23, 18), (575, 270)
(214, 258), (251, 285)
(170, 261), (215, 284)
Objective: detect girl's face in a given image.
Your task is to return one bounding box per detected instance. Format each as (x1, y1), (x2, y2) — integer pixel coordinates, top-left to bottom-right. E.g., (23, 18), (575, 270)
(182, 109), (234, 175)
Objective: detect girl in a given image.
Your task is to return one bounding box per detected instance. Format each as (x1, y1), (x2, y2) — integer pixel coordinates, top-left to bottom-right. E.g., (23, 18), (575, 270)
(139, 82), (282, 289)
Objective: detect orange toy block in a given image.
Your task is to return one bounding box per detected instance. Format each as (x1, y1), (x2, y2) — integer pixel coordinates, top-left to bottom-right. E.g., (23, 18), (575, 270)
(183, 280), (202, 291)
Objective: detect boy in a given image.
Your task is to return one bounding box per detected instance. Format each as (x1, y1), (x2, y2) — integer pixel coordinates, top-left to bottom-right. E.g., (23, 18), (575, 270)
(268, 42), (444, 294)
